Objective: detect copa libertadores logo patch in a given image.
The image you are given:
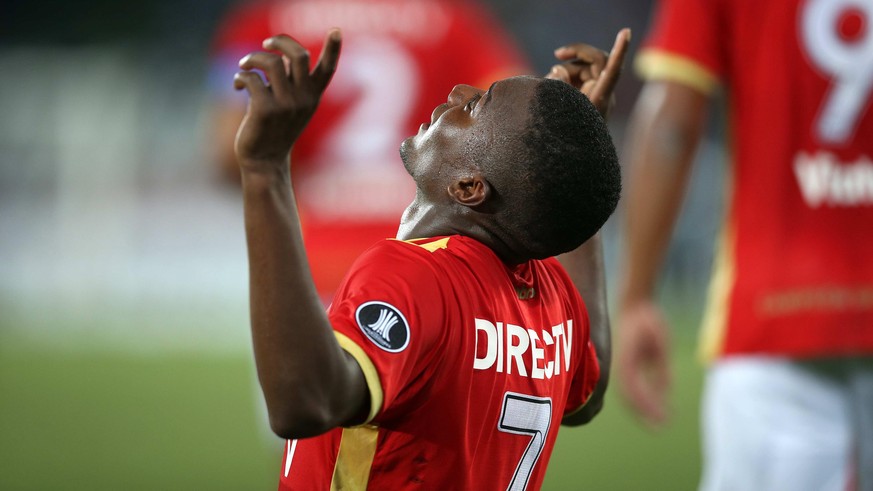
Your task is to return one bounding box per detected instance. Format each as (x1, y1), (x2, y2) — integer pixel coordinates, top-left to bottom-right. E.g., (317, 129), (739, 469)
(355, 301), (410, 353)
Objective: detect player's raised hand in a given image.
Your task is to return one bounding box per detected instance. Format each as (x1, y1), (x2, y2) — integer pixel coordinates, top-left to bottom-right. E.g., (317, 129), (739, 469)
(616, 299), (672, 427)
(233, 30), (341, 171)
(546, 28), (631, 118)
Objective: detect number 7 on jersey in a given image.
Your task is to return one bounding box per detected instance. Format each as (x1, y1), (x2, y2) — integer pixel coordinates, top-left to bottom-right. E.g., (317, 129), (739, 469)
(498, 392), (553, 491)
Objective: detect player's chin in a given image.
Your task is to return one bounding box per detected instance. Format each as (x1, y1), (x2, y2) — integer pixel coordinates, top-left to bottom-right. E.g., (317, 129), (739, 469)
(399, 137), (416, 169)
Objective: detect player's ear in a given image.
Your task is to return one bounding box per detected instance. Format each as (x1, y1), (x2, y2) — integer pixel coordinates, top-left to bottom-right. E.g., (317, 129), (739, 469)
(447, 173), (491, 208)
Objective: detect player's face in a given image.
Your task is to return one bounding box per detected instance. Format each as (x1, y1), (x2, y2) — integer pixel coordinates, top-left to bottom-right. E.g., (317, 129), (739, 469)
(399, 76), (538, 194)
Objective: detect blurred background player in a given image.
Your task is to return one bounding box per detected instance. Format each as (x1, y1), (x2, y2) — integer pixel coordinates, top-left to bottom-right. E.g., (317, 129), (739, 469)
(617, 0), (873, 489)
(207, 0), (530, 303)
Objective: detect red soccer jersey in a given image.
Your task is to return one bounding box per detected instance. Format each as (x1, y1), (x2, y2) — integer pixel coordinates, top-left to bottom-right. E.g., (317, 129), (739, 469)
(209, 0), (529, 299)
(277, 236), (600, 490)
(637, 0), (873, 360)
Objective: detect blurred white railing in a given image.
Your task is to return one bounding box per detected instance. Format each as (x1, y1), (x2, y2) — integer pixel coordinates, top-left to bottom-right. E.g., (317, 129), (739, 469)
(0, 47), (251, 353)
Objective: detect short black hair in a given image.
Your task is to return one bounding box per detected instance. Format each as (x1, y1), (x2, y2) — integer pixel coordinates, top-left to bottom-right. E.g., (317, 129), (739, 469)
(494, 78), (621, 258)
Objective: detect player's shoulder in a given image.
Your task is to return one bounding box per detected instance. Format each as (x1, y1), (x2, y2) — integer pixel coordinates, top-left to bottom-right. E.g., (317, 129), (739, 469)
(364, 235), (487, 257)
(350, 236), (451, 276)
(337, 237), (480, 304)
(529, 256), (587, 309)
(539, 256), (573, 284)
(354, 236), (494, 274)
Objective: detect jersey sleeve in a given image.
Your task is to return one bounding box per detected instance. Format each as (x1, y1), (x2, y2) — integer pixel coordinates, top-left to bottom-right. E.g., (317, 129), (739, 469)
(636, 0), (725, 94)
(327, 241), (447, 425)
(563, 339), (601, 417)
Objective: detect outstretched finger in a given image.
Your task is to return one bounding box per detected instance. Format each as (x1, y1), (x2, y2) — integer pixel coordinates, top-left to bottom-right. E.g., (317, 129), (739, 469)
(263, 35), (311, 85)
(587, 28), (631, 105)
(311, 29), (342, 91)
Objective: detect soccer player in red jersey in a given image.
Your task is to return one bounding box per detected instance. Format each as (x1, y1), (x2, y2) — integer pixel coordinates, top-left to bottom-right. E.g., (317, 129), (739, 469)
(207, 0), (529, 302)
(232, 27), (629, 489)
(617, 0), (873, 489)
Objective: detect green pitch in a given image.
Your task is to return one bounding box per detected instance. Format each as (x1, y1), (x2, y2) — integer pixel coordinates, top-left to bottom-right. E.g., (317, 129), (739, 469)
(0, 326), (702, 490)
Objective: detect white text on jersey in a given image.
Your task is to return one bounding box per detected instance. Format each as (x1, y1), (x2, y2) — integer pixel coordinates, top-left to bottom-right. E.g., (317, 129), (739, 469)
(473, 319), (573, 379)
(794, 151), (873, 207)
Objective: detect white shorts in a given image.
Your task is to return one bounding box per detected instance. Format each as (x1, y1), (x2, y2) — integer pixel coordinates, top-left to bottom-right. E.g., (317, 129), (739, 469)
(699, 357), (873, 491)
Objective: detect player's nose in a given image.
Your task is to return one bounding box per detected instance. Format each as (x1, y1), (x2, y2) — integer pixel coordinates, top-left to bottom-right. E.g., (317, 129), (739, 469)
(447, 84), (482, 106)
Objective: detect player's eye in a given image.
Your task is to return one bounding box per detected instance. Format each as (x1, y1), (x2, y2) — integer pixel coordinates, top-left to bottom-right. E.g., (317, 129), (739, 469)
(465, 94), (482, 112)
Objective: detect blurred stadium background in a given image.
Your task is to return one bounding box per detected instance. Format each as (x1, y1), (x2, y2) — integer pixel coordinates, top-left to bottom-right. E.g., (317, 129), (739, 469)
(0, 0), (726, 488)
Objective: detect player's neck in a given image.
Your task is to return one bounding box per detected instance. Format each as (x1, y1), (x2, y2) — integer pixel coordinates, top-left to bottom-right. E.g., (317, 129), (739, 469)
(397, 199), (528, 265)
(395, 198), (448, 241)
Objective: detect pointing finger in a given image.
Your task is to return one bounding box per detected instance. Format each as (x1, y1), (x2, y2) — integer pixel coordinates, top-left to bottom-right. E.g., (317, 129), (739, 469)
(606, 28), (632, 77)
(311, 29), (342, 92)
(588, 28), (632, 106)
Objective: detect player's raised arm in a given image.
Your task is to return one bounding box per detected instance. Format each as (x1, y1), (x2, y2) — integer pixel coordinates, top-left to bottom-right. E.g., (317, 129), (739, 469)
(551, 29), (630, 425)
(234, 30), (369, 439)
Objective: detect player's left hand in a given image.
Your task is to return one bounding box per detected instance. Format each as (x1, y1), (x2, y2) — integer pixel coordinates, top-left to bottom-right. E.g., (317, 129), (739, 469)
(233, 30), (341, 172)
(546, 28), (631, 119)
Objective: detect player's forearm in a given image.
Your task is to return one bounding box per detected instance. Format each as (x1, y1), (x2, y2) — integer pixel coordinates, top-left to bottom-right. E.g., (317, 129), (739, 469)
(214, 104), (247, 184)
(619, 81), (707, 306)
(240, 163), (364, 438)
(557, 233), (610, 424)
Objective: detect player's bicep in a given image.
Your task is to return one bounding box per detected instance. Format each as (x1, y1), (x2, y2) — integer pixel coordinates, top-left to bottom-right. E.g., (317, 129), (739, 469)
(335, 331), (383, 425)
(334, 344), (373, 427)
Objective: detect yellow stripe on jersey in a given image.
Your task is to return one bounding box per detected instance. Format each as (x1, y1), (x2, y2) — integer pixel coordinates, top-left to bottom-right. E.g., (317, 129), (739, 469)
(635, 49), (720, 95)
(394, 236), (451, 252)
(562, 396), (591, 419)
(330, 426), (379, 491)
(335, 332), (384, 424)
(698, 217), (737, 363)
